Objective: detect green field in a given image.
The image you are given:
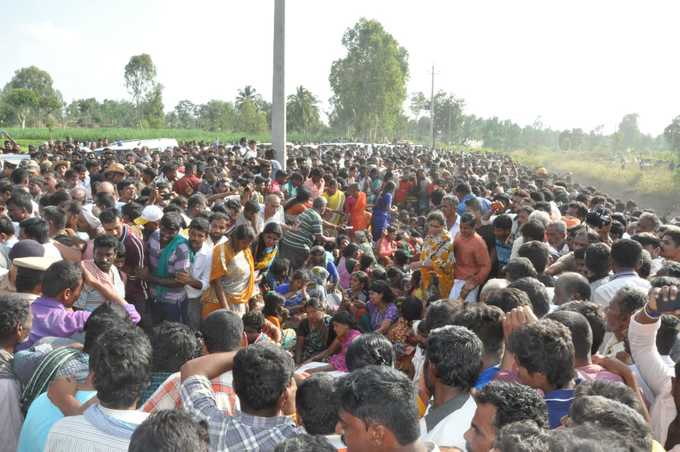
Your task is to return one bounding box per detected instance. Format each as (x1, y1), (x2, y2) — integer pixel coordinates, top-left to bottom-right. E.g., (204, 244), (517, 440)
(1, 127), (279, 149)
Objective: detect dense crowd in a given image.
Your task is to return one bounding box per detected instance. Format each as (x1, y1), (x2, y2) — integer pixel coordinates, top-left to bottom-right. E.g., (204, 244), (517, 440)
(1, 136), (680, 451)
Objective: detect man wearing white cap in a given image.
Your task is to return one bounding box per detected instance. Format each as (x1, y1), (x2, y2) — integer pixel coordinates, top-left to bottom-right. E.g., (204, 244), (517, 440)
(134, 205), (164, 242)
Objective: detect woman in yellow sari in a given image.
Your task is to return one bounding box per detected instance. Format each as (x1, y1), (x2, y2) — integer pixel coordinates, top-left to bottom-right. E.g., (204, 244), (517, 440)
(322, 178), (346, 227)
(203, 224), (257, 318)
(409, 210), (454, 300)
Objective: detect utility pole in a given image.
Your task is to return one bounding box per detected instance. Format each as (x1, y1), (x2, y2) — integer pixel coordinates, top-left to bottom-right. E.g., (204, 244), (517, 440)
(430, 64), (435, 151)
(272, 0), (286, 170)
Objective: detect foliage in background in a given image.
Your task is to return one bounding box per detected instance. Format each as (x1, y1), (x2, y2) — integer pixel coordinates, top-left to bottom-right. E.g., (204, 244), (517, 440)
(329, 18), (409, 141)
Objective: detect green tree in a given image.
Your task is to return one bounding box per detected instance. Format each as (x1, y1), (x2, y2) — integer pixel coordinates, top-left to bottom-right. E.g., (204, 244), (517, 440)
(329, 18), (409, 141)
(287, 86), (321, 139)
(124, 54), (158, 127)
(142, 83), (165, 128)
(4, 88), (39, 128)
(166, 100), (197, 129)
(236, 99), (267, 134)
(664, 116), (680, 154)
(1, 66), (63, 127)
(236, 86), (261, 109)
(196, 100), (236, 131)
(614, 113), (641, 150)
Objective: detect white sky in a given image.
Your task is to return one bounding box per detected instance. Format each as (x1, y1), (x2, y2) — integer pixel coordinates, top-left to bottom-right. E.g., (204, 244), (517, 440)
(2, 0), (679, 135)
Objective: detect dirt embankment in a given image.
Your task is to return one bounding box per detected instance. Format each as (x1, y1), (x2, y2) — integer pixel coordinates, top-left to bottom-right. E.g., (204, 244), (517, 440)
(548, 166), (680, 218)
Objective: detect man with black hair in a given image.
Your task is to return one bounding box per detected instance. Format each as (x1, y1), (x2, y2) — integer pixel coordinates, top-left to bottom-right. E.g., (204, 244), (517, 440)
(517, 241), (550, 277)
(336, 365), (437, 452)
(503, 257), (537, 282)
(19, 217), (62, 260)
(508, 277), (550, 317)
(142, 309), (245, 414)
(546, 310), (621, 383)
(76, 234), (125, 312)
(142, 212), (192, 323)
(450, 213), (491, 302)
(492, 214), (513, 273)
(661, 226), (680, 263)
(296, 373), (344, 449)
(593, 239), (650, 307)
(507, 317), (577, 428)
(493, 420), (550, 452)
(129, 410), (209, 452)
(485, 288), (531, 314)
(207, 212), (230, 248)
(0, 294), (31, 451)
(0, 215), (17, 269)
(178, 217), (211, 330)
(274, 434), (336, 452)
(99, 208), (148, 324)
(553, 272), (591, 306)
(180, 343), (302, 451)
(584, 242), (611, 293)
(567, 395), (653, 451)
(7, 188), (34, 236)
(17, 303), (133, 452)
(140, 321), (202, 404)
(559, 301), (607, 355)
(463, 381), (548, 452)
(23, 261), (139, 349)
(420, 325), (483, 449)
(45, 327), (152, 451)
(452, 304), (505, 390)
(345, 332), (395, 371)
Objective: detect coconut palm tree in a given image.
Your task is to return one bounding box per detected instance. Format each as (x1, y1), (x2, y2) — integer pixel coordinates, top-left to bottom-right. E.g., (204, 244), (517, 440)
(287, 85), (321, 140)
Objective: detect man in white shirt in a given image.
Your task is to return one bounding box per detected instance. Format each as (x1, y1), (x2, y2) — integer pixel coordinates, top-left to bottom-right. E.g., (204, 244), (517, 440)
(45, 326), (151, 452)
(260, 193), (285, 226)
(178, 218), (212, 330)
(593, 239), (651, 307)
(420, 325), (482, 450)
(628, 284), (680, 446)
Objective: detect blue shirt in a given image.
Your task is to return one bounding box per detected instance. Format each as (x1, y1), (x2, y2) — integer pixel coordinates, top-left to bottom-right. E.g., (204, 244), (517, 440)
(457, 194), (492, 216)
(474, 365), (501, 390)
(544, 387), (575, 429)
(17, 390), (97, 452)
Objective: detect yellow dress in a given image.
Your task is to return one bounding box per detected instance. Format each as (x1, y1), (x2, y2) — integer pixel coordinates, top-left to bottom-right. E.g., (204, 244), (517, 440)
(419, 231), (455, 299)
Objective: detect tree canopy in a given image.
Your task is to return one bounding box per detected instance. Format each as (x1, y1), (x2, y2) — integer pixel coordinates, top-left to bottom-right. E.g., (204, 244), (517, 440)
(329, 18), (409, 141)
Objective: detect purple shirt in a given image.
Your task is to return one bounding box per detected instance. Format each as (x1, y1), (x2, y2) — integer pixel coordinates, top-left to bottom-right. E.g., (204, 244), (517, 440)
(367, 302), (398, 331)
(22, 296), (141, 350)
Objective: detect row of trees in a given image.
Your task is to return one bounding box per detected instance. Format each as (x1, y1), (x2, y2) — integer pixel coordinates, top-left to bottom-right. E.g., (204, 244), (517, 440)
(0, 57), (323, 136)
(1, 17), (679, 154)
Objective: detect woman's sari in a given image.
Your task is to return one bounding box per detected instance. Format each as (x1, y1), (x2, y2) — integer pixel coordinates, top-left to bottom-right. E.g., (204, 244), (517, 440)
(323, 189), (346, 226)
(419, 231), (455, 299)
(346, 191), (369, 231)
(202, 242), (255, 318)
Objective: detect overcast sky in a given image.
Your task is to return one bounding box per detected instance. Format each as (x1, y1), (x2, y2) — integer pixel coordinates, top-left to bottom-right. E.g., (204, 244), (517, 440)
(2, 0), (679, 135)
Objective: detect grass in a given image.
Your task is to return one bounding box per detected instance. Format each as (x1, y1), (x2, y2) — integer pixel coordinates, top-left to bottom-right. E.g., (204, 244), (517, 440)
(498, 148), (677, 198)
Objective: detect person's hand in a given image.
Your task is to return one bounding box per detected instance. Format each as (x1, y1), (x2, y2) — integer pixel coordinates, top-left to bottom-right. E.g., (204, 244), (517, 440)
(502, 305), (538, 340)
(648, 285), (680, 315)
(592, 354), (637, 387)
(139, 267), (152, 282)
(175, 271), (191, 285)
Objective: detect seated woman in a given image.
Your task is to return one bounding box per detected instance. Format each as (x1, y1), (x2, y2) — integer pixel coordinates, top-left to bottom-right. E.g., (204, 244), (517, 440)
(362, 280), (399, 334)
(341, 271), (371, 332)
(300, 310), (360, 374)
(275, 269), (310, 312)
(305, 245), (339, 286)
(337, 243), (360, 290)
(294, 298), (335, 365)
(262, 291), (296, 350)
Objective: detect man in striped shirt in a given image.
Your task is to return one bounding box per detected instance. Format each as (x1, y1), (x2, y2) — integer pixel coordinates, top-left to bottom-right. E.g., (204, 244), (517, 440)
(278, 197), (334, 269)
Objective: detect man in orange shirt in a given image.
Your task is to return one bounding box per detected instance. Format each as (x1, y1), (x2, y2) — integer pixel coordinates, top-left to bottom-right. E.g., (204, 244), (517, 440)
(449, 213), (491, 302)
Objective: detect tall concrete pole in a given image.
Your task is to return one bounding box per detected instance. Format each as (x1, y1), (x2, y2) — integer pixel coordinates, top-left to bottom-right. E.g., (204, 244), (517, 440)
(272, 0), (286, 171)
(430, 64), (435, 150)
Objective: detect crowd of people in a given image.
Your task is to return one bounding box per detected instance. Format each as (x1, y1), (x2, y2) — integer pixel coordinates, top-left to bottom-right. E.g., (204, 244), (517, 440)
(1, 136), (680, 451)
